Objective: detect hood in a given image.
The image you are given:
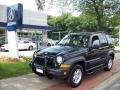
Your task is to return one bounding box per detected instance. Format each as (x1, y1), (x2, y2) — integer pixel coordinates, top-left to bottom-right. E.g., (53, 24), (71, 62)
(37, 45), (75, 55)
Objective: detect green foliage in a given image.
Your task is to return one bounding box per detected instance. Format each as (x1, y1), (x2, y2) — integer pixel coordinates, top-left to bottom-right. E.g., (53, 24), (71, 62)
(46, 0), (120, 39)
(0, 62), (32, 79)
(79, 0), (120, 31)
(19, 56), (33, 61)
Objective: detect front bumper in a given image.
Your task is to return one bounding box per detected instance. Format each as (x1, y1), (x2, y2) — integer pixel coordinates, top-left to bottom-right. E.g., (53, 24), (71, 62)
(29, 60), (69, 79)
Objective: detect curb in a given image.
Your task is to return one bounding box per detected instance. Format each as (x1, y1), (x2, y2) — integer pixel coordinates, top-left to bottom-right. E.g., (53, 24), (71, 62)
(92, 70), (120, 90)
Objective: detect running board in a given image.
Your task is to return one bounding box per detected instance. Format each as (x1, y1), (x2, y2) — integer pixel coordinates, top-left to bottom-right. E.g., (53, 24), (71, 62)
(87, 66), (105, 75)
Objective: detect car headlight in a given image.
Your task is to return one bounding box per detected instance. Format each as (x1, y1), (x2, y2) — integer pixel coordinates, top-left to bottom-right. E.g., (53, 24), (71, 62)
(56, 56), (63, 64)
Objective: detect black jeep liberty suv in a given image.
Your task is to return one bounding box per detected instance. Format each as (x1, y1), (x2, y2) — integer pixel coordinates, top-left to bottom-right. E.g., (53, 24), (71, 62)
(30, 32), (114, 87)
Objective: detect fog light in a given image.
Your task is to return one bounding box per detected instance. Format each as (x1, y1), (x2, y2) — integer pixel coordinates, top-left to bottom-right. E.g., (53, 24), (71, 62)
(64, 72), (67, 75)
(60, 64), (70, 68)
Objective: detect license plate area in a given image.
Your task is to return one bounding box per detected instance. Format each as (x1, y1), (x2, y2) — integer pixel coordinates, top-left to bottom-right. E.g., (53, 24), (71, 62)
(36, 68), (43, 74)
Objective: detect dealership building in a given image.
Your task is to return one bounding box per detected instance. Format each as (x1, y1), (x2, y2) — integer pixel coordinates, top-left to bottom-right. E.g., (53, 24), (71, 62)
(0, 4), (52, 57)
(0, 4), (51, 46)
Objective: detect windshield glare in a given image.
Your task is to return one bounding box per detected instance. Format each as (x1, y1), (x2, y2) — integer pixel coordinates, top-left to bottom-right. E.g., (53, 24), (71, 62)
(58, 34), (89, 47)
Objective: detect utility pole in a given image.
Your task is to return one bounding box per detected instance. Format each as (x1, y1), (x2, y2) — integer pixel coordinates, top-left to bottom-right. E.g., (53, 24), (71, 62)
(59, 32), (61, 40)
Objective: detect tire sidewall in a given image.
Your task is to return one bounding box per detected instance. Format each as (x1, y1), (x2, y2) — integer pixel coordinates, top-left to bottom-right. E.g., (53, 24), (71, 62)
(29, 46), (33, 50)
(47, 43), (51, 46)
(67, 65), (84, 88)
(105, 56), (113, 71)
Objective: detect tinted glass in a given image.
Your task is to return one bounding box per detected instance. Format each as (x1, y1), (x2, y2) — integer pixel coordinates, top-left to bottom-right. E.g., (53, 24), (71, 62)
(99, 34), (108, 47)
(91, 35), (100, 44)
(58, 34), (89, 47)
(106, 35), (113, 44)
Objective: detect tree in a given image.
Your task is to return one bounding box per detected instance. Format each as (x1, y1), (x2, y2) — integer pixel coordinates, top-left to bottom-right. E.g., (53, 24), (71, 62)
(36, 0), (120, 31)
(79, 0), (120, 31)
(47, 14), (70, 39)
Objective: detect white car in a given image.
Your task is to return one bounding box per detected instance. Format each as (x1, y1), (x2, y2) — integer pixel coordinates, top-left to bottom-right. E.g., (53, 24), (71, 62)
(1, 40), (36, 50)
(47, 39), (57, 46)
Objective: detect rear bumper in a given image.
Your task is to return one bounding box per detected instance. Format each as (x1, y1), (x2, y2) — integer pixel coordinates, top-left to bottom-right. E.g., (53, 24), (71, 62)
(29, 61), (69, 79)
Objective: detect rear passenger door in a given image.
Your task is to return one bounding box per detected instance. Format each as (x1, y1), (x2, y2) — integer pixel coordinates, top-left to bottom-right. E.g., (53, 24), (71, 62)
(98, 33), (109, 62)
(86, 35), (103, 69)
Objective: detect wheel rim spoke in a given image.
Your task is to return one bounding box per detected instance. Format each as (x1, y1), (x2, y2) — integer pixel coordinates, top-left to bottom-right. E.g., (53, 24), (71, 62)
(108, 59), (112, 69)
(73, 69), (82, 84)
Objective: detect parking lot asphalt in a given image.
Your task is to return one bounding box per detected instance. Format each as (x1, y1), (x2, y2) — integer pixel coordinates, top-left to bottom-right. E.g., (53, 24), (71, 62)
(105, 77), (120, 90)
(92, 71), (120, 90)
(0, 50), (35, 57)
(0, 46), (48, 57)
(0, 73), (61, 90)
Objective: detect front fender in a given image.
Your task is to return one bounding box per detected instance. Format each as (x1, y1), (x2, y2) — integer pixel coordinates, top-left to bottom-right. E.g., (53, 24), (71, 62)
(64, 56), (85, 65)
(62, 56), (86, 76)
(107, 50), (115, 59)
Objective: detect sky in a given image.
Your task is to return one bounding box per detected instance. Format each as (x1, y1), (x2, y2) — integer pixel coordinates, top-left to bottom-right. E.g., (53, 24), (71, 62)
(0, 0), (38, 11)
(0, 0), (61, 16)
(0, 0), (79, 16)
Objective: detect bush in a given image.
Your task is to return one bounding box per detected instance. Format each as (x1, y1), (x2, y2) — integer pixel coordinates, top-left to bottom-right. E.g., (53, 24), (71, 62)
(0, 56), (32, 62)
(0, 56), (24, 62)
(19, 56), (32, 61)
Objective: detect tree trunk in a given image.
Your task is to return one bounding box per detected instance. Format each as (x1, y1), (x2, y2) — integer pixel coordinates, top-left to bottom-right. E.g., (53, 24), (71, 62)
(91, 0), (103, 31)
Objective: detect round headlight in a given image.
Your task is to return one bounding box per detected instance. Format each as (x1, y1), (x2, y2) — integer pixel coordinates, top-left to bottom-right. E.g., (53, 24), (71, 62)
(56, 56), (63, 64)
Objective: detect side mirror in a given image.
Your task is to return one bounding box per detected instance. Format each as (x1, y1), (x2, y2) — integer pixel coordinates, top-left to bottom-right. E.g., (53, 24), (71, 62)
(92, 40), (100, 49)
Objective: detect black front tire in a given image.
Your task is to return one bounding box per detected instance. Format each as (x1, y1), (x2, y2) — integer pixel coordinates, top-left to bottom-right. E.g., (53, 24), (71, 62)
(47, 43), (51, 46)
(67, 64), (84, 88)
(29, 46), (33, 50)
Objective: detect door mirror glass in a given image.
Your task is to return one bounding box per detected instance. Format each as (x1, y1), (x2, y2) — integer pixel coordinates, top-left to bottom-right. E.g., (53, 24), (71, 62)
(92, 40), (100, 49)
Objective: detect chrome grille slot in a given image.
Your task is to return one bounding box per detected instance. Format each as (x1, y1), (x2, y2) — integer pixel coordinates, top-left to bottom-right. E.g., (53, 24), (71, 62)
(34, 57), (45, 66)
(46, 57), (56, 68)
(34, 55), (57, 68)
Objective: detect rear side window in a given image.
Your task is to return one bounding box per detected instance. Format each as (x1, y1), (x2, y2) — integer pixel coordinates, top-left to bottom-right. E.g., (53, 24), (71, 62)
(106, 35), (113, 44)
(99, 34), (108, 47)
(91, 35), (100, 46)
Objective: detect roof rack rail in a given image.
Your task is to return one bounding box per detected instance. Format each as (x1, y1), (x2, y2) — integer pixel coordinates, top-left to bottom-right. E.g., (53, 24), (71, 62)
(95, 31), (108, 34)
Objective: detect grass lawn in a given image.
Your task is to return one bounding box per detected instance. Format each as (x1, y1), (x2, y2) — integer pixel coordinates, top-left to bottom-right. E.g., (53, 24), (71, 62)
(0, 62), (32, 79)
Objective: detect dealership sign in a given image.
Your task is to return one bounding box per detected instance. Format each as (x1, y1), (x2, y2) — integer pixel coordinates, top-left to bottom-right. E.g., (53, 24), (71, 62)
(7, 3), (23, 31)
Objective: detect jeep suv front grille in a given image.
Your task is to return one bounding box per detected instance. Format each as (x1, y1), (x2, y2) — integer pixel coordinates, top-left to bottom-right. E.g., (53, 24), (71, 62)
(34, 57), (45, 66)
(34, 55), (57, 68)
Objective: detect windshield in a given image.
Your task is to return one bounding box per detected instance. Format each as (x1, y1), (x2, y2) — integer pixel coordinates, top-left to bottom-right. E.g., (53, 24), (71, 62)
(58, 34), (89, 47)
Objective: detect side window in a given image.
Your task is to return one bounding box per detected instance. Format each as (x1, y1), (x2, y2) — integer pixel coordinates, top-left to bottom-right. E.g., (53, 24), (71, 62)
(99, 34), (108, 47)
(91, 35), (100, 45)
(106, 35), (113, 44)
(81, 36), (89, 47)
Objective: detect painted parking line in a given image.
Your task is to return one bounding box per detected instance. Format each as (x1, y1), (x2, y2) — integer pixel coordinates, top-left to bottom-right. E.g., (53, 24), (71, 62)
(45, 60), (120, 90)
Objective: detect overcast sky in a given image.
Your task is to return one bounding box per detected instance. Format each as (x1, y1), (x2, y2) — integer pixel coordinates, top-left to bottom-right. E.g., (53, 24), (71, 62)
(0, 0), (61, 16)
(0, 0), (80, 16)
(0, 0), (38, 11)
